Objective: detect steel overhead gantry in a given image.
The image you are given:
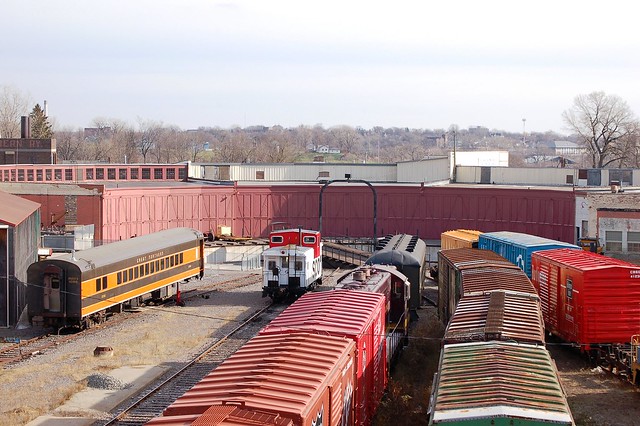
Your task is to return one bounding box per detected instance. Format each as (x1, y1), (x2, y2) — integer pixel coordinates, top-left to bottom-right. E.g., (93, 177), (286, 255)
(318, 178), (377, 244)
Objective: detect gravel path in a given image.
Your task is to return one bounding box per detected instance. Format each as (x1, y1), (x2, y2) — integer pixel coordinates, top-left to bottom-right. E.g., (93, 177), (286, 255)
(0, 270), (268, 426)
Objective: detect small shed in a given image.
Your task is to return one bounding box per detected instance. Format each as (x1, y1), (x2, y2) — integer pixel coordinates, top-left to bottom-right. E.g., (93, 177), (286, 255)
(0, 190), (41, 327)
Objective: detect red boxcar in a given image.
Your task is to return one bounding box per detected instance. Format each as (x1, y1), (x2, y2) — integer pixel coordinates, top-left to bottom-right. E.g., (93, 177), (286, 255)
(155, 332), (356, 426)
(260, 290), (386, 426)
(146, 405), (294, 425)
(532, 248), (640, 348)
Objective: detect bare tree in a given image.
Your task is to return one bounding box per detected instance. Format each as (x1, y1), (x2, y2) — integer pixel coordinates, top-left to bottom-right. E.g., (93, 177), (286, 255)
(55, 127), (86, 162)
(112, 126), (139, 164)
(252, 127), (302, 162)
(184, 130), (209, 162)
(137, 119), (164, 163)
(218, 132), (256, 163)
(328, 125), (362, 154)
(562, 91), (638, 168)
(154, 125), (191, 163)
(613, 123), (640, 168)
(0, 85), (31, 138)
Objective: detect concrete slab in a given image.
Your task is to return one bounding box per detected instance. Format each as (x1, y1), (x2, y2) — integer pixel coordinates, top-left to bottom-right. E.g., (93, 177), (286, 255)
(26, 365), (167, 426)
(25, 416), (92, 426)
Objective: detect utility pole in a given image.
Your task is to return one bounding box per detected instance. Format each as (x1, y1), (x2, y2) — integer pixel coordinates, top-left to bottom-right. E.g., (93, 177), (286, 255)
(522, 118), (526, 145)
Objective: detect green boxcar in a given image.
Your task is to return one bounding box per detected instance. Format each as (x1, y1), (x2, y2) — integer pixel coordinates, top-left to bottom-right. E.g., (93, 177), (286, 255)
(429, 341), (574, 425)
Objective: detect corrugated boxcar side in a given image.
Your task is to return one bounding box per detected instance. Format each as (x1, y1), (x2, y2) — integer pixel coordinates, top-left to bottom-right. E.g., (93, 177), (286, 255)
(436, 248), (517, 323)
(160, 332), (356, 425)
(260, 290), (386, 426)
(532, 248), (640, 346)
(479, 231), (579, 278)
(440, 230), (482, 250)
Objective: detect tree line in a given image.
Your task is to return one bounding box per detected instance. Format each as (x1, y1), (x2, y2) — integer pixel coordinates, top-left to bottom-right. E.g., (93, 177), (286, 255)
(2, 85), (639, 168)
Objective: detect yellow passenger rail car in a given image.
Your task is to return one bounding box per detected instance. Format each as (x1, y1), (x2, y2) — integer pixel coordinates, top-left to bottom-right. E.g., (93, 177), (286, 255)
(27, 227), (204, 329)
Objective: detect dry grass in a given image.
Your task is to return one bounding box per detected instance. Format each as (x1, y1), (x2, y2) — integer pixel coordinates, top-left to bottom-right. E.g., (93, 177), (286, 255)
(374, 307), (444, 426)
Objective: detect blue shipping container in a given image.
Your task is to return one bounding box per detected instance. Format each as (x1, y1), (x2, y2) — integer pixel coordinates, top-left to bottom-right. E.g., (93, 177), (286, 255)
(478, 231), (579, 277)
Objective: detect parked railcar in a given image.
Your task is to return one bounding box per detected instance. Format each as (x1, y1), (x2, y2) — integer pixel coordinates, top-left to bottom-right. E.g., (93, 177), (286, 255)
(443, 290), (545, 345)
(149, 332), (357, 426)
(478, 231), (579, 278)
(261, 290), (386, 426)
(437, 247), (529, 323)
(336, 264), (411, 362)
(478, 231), (581, 278)
(430, 245), (574, 425)
(367, 233), (427, 315)
(532, 248), (640, 379)
(440, 229), (483, 250)
(27, 227), (204, 329)
(261, 228), (323, 301)
(429, 341), (574, 425)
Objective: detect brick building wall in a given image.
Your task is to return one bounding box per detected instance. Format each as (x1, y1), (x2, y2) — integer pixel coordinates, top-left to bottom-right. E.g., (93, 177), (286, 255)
(0, 138), (56, 164)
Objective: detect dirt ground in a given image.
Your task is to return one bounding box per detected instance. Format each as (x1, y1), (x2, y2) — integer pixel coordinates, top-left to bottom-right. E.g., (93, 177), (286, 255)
(549, 343), (640, 426)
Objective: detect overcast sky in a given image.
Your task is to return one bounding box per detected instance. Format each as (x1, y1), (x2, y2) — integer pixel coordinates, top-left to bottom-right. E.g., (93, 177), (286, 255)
(4, 1), (640, 134)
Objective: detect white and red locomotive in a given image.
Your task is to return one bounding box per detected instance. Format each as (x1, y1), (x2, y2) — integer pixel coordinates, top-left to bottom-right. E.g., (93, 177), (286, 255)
(261, 228), (323, 300)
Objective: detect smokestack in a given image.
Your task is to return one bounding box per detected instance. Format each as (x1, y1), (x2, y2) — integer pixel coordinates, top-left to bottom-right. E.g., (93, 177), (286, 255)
(21, 116), (31, 138)
(44, 100), (48, 117)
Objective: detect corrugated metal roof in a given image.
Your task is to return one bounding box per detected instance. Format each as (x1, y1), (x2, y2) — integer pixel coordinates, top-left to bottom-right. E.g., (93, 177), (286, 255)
(534, 248), (636, 271)
(461, 267), (537, 296)
(0, 182), (99, 196)
(163, 332), (355, 418)
(444, 291), (545, 345)
(0, 190), (40, 226)
(48, 227), (201, 271)
(263, 289), (384, 338)
(431, 341), (573, 425)
(191, 405), (294, 426)
(438, 248), (517, 269)
(441, 229), (483, 242)
(480, 231), (579, 249)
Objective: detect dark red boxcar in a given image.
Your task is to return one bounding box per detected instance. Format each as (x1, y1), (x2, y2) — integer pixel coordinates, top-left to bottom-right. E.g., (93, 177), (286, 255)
(261, 290), (386, 426)
(532, 248), (640, 348)
(437, 248), (532, 323)
(157, 331), (356, 425)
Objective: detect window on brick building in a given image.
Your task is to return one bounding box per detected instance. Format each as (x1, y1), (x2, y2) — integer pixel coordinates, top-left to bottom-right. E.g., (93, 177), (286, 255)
(628, 232), (640, 253)
(605, 231), (623, 252)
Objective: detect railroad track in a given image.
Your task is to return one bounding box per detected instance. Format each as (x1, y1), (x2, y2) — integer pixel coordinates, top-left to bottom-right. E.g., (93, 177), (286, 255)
(0, 275), (262, 368)
(100, 302), (287, 426)
(177, 273), (263, 302)
(0, 312), (137, 368)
